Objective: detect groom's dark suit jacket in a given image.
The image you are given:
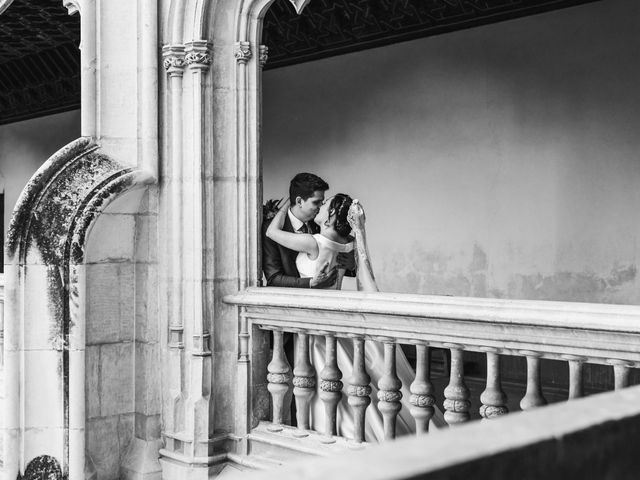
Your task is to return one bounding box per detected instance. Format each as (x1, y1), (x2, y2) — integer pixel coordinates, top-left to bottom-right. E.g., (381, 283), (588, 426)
(262, 214), (320, 288)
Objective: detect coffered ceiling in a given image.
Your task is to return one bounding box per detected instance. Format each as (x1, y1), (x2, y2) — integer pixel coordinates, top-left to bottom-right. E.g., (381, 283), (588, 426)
(0, 0), (598, 125)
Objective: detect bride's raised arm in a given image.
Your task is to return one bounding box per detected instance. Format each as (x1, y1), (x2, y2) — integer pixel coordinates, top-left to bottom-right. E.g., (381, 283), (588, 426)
(266, 199), (318, 257)
(347, 200), (379, 293)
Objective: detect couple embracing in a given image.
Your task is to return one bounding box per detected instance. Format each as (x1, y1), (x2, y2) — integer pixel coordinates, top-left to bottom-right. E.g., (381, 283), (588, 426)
(261, 172), (443, 441)
(262, 172), (376, 292)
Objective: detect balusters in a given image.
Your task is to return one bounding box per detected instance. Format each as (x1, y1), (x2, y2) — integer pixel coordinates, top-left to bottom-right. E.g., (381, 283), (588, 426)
(347, 337), (371, 443)
(409, 344), (435, 433)
(267, 330), (292, 431)
(564, 355), (584, 399)
(520, 353), (547, 411)
(377, 341), (403, 440)
(610, 360), (632, 390)
(292, 332), (315, 433)
(479, 349), (508, 419)
(319, 334), (343, 442)
(443, 346), (470, 425)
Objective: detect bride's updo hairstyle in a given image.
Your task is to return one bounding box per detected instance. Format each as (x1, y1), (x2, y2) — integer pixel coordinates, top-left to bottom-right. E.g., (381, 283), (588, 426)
(330, 193), (353, 238)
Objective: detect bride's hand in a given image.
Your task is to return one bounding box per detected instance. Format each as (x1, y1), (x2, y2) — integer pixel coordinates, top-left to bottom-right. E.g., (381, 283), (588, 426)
(347, 199), (366, 231)
(278, 198), (290, 212)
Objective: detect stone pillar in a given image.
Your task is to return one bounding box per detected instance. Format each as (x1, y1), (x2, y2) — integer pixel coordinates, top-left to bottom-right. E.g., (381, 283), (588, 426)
(158, 40), (215, 480)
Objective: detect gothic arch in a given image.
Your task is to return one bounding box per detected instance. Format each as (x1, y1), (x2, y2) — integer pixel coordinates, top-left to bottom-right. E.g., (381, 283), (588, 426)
(3, 137), (152, 479)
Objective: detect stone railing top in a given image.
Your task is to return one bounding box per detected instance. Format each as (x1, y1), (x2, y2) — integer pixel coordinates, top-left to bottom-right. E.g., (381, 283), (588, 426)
(242, 384), (640, 480)
(225, 287), (640, 334)
(225, 287), (640, 364)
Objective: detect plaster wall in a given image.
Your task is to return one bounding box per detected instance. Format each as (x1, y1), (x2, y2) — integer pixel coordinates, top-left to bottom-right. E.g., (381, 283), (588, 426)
(262, 0), (640, 305)
(0, 110), (80, 240)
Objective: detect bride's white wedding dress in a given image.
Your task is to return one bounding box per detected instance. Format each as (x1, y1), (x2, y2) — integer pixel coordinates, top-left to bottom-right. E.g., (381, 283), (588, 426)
(296, 223), (443, 441)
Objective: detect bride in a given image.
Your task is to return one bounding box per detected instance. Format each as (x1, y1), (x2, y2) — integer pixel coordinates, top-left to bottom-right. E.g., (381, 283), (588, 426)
(266, 194), (443, 441)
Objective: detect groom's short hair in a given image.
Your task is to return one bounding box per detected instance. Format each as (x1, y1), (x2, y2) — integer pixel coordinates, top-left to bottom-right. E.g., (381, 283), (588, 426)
(289, 173), (329, 204)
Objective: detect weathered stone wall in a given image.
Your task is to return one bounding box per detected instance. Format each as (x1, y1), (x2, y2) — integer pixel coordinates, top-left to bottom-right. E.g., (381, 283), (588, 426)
(84, 187), (160, 480)
(262, 0), (640, 305)
(0, 111), (80, 239)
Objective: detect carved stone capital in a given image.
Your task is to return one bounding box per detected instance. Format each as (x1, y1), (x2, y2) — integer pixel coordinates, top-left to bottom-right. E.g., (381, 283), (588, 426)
(185, 41), (212, 70)
(162, 45), (186, 76)
(235, 41), (252, 64)
(259, 45), (269, 68)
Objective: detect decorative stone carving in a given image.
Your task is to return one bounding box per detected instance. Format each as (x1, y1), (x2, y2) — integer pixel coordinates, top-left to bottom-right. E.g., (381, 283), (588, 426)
(320, 379), (343, 392)
(377, 342), (403, 440)
(235, 41), (252, 64)
(479, 351), (508, 420)
(409, 344), (435, 433)
(479, 405), (509, 419)
(444, 348), (471, 424)
(293, 375), (316, 389)
(267, 372), (292, 384)
(184, 40), (212, 70)
(377, 390), (403, 402)
(409, 393), (436, 408)
(266, 330), (292, 429)
(293, 332), (315, 431)
(162, 45), (186, 76)
(319, 335), (342, 441)
(259, 45), (269, 68)
(347, 385), (372, 397)
(289, 0), (312, 14)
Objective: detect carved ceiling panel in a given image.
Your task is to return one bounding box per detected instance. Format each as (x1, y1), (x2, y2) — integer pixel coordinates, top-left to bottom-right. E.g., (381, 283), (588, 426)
(0, 0), (600, 123)
(262, 0), (600, 68)
(0, 0), (80, 124)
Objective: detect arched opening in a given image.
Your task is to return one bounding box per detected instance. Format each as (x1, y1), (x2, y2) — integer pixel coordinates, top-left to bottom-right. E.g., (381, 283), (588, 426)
(253, 0), (640, 436)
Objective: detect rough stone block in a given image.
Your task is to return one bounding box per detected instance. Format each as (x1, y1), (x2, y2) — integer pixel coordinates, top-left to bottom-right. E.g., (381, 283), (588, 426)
(100, 343), (134, 416)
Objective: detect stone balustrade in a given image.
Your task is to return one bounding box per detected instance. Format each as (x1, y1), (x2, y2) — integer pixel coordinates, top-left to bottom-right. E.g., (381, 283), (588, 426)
(224, 287), (640, 443)
(242, 384), (640, 480)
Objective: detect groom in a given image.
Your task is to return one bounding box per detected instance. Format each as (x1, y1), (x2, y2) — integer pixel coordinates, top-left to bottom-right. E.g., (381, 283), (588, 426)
(262, 172), (339, 288)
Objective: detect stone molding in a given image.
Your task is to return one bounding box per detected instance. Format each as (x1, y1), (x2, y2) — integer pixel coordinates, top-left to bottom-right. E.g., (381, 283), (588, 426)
(185, 40), (212, 70)
(258, 45), (269, 68)
(235, 41), (252, 64)
(289, 0), (312, 15)
(4, 137), (152, 480)
(162, 45), (186, 75)
(0, 0), (13, 15)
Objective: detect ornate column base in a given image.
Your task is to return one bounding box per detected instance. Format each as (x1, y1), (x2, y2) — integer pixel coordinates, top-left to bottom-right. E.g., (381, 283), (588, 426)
(121, 438), (163, 480)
